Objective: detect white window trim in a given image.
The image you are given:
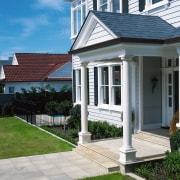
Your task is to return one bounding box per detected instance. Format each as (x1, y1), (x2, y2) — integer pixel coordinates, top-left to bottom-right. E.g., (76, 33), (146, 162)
(97, 63), (123, 112)
(97, 0), (122, 13)
(145, 0), (169, 12)
(71, 0), (87, 38)
(75, 69), (81, 104)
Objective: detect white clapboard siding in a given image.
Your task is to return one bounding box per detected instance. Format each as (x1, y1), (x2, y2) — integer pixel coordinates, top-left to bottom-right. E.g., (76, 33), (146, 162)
(86, 22), (114, 46)
(72, 55), (81, 69)
(129, 0), (140, 14)
(87, 0), (93, 10)
(151, 0), (180, 27)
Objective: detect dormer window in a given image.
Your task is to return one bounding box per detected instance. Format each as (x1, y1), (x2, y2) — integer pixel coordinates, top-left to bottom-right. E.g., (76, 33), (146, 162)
(142, 0), (169, 12)
(72, 0), (86, 37)
(99, 0), (108, 12)
(97, 0), (128, 13)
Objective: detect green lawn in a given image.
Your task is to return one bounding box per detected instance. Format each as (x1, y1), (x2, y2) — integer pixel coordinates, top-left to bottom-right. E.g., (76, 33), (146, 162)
(79, 172), (135, 180)
(0, 117), (74, 159)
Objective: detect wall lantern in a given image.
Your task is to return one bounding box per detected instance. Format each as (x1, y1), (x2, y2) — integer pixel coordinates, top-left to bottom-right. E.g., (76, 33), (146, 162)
(151, 77), (158, 93)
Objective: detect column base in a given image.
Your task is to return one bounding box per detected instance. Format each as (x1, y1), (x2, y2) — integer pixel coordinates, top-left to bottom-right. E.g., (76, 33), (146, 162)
(119, 146), (136, 164)
(78, 132), (91, 144)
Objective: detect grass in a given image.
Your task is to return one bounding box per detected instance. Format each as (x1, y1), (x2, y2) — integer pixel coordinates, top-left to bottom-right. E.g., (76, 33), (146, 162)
(0, 116), (74, 159)
(79, 172), (135, 180)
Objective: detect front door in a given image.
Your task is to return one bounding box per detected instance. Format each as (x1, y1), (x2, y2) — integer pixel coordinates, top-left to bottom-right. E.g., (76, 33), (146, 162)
(162, 58), (179, 127)
(174, 71), (179, 113)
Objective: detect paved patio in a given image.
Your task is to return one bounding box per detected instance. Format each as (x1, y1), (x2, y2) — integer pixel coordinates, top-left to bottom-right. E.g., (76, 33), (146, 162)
(0, 128), (170, 179)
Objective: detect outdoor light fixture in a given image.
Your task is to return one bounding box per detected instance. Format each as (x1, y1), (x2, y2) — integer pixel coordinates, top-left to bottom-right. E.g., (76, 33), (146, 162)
(151, 77), (158, 93)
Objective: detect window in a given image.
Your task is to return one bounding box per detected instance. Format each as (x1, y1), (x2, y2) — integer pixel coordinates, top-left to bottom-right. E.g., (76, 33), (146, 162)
(112, 66), (121, 105)
(152, 0), (163, 4)
(76, 69), (81, 102)
(143, 0), (169, 11)
(97, 0), (128, 13)
(100, 67), (109, 104)
(9, 86), (14, 94)
(99, 0), (108, 12)
(72, 0), (86, 36)
(96, 65), (121, 108)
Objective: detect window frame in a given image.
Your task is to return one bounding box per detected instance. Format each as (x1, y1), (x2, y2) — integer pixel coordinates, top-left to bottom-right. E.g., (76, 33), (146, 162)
(75, 69), (81, 103)
(97, 63), (122, 111)
(144, 0), (169, 11)
(9, 86), (15, 94)
(97, 0), (121, 13)
(71, 0), (87, 37)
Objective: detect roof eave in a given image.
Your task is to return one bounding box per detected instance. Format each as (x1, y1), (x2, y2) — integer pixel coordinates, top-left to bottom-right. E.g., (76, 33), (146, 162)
(69, 37), (165, 54)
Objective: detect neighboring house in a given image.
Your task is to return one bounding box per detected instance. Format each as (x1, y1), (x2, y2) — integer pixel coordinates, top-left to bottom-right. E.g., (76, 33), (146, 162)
(65, 0), (180, 163)
(0, 53), (72, 94)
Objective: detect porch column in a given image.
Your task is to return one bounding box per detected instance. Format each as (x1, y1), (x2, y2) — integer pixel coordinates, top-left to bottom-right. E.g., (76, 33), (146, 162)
(78, 62), (91, 144)
(119, 56), (136, 164)
(177, 48), (180, 129)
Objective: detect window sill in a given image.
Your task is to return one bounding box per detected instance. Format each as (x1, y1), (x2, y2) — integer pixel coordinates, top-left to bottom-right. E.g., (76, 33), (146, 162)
(97, 104), (122, 112)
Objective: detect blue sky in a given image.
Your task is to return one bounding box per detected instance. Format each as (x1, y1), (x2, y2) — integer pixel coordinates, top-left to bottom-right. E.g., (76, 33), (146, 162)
(0, 0), (71, 59)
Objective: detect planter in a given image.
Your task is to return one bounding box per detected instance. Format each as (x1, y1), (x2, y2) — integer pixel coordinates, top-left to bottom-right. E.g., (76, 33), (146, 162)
(170, 136), (180, 152)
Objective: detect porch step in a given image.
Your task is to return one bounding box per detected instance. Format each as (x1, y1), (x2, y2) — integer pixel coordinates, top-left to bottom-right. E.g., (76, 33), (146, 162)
(73, 143), (120, 172)
(133, 131), (170, 148)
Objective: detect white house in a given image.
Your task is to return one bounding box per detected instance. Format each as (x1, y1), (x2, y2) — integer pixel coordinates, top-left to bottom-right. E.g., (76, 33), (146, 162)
(65, 0), (180, 164)
(0, 53), (72, 94)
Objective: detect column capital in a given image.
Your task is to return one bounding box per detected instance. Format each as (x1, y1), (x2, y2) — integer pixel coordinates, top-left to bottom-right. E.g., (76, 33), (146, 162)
(80, 62), (88, 67)
(176, 47), (180, 55)
(119, 56), (134, 61)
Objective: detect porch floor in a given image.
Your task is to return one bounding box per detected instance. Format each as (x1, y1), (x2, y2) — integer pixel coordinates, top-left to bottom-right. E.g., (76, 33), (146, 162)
(74, 128), (170, 173)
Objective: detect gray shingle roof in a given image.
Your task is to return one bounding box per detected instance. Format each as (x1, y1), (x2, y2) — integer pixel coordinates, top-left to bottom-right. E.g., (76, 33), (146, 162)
(171, 27), (180, 38)
(0, 60), (13, 66)
(92, 11), (176, 40)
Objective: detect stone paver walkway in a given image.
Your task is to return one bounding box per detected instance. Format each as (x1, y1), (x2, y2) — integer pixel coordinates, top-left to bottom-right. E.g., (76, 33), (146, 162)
(0, 151), (107, 180)
(0, 128), (170, 180)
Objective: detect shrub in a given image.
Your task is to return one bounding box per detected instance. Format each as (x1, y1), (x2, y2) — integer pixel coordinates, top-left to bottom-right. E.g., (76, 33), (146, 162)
(41, 126), (77, 145)
(68, 129), (79, 138)
(45, 101), (59, 115)
(0, 103), (2, 116)
(88, 120), (123, 140)
(57, 100), (73, 116)
(135, 151), (180, 180)
(2, 103), (14, 117)
(135, 163), (152, 179)
(163, 151), (180, 178)
(67, 104), (81, 130)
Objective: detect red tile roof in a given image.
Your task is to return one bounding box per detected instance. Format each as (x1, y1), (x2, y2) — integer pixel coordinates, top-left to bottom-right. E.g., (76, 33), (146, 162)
(1, 53), (72, 82)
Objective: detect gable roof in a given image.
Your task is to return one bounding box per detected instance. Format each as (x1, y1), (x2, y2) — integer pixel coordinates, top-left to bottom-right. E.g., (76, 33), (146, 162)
(1, 53), (72, 82)
(91, 11), (175, 40)
(70, 11), (179, 54)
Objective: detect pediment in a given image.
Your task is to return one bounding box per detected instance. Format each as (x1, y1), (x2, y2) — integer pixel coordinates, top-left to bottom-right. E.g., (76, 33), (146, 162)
(71, 12), (117, 51)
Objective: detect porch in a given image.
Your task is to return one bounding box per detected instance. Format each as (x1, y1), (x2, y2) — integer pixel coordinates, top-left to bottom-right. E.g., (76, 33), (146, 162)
(74, 128), (170, 173)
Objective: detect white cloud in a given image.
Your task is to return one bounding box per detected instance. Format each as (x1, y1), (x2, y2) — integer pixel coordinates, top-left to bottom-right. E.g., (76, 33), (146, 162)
(10, 15), (50, 37)
(1, 46), (25, 57)
(34, 0), (65, 11)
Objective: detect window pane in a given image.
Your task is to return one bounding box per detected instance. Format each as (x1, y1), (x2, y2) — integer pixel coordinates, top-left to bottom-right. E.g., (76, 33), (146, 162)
(168, 74), (172, 84)
(102, 67), (108, 85)
(100, 0), (107, 4)
(113, 86), (121, 105)
(112, 0), (120, 12)
(102, 86), (109, 104)
(77, 7), (81, 31)
(73, 10), (77, 35)
(82, 4), (86, 21)
(100, 0), (107, 11)
(78, 70), (81, 85)
(112, 66), (120, 85)
(152, 0), (162, 4)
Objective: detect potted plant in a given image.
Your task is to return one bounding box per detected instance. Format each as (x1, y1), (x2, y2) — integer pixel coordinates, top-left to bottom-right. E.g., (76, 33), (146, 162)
(169, 111), (180, 151)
